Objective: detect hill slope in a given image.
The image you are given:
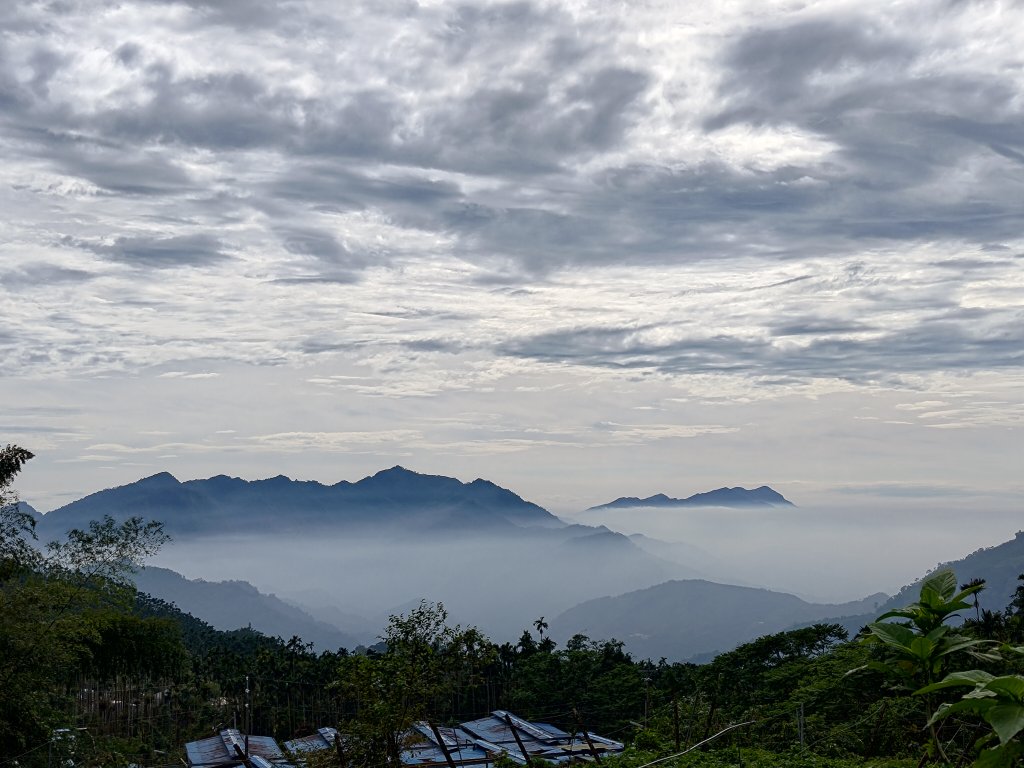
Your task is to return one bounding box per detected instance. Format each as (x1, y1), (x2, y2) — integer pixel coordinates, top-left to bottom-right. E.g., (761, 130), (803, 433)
(551, 579), (886, 661)
(132, 566), (361, 650)
(822, 529), (1024, 636)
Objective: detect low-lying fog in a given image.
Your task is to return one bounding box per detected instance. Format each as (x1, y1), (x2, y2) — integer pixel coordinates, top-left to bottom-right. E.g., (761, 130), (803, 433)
(148, 497), (1023, 646)
(150, 527), (680, 644)
(563, 499), (1024, 603)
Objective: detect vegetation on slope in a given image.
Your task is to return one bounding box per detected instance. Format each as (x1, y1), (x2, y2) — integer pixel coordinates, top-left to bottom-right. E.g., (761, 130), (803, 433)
(4, 445), (1024, 767)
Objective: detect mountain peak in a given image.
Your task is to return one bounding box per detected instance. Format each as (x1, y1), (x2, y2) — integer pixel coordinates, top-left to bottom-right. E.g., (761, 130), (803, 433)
(374, 465), (414, 477)
(37, 465), (563, 538)
(136, 471), (180, 486)
(587, 485), (795, 511)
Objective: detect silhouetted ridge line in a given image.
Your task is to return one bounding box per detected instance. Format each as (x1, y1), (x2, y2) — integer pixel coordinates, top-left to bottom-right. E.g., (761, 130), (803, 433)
(588, 485), (795, 510)
(37, 466), (560, 538)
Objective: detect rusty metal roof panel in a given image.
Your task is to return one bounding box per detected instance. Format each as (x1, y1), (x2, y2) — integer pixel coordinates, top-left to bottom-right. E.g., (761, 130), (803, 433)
(284, 727), (340, 754)
(185, 729), (290, 767)
(185, 733), (238, 767)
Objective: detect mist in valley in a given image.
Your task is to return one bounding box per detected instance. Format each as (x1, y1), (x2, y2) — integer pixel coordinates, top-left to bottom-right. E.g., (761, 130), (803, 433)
(145, 495), (1024, 649)
(566, 499), (1024, 604)
(148, 524), (684, 645)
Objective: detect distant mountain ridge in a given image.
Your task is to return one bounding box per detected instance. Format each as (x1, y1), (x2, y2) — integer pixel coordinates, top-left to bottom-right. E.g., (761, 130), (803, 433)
(588, 485), (794, 511)
(820, 529), (1024, 637)
(31, 466), (710, 643)
(551, 579), (885, 661)
(133, 566), (362, 651)
(37, 466), (560, 539)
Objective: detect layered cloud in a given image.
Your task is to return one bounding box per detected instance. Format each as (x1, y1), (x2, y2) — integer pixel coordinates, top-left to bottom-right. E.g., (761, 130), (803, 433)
(1, 0), (1021, 512)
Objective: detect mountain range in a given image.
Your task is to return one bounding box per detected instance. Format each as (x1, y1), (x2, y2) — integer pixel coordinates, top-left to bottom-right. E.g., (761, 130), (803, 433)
(27, 467), (1024, 661)
(32, 468), (692, 643)
(587, 486), (795, 511)
(36, 466), (557, 539)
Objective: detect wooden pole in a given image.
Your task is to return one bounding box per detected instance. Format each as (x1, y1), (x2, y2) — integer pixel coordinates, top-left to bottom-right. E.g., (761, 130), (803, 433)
(573, 709), (602, 764)
(429, 721), (459, 768)
(503, 713), (531, 766)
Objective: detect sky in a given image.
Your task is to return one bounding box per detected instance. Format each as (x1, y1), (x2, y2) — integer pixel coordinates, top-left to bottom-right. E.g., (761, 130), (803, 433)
(2, 0), (1023, 578)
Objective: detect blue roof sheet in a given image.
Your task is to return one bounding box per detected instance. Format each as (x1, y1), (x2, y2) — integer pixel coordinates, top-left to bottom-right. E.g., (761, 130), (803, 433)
(185, 729), (292, 767)
(185, 711), (621, 767)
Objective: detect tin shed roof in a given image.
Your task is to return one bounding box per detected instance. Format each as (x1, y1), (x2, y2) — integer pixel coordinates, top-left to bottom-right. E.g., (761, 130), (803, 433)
(185, 728), (292, 767)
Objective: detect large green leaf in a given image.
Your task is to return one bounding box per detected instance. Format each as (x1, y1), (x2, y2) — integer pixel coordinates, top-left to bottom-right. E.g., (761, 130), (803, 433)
(922, 569), (958, 602)
(975, 742), (1024, 768)
(867, 621), (917, 650)
(986, 676), (1024, 702)
(875, 606), (916, 623)
(986, 703), (1024, 744)
(917, 669), (995, 694)
(936, 636), (997, 658)
(909, 635), (935, 661)
(927, 697), (996, 725)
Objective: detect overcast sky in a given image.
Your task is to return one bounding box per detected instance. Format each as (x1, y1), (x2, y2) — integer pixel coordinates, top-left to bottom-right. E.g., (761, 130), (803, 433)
(2, 0), (1022, 562)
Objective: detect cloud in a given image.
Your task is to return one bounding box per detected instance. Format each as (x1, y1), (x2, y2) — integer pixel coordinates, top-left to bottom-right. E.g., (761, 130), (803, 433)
(248, 430), (424, 451)
(2, 0), (1023, 517)
(499, 300), (1024, 383)
(157, 371), (220, 379)
(76, 234), (230, 269)
(0, 263), (94, 289)
(701, 7), (1024, 245)
(590, 421), (739, 442)
(832, 482), (995, 499)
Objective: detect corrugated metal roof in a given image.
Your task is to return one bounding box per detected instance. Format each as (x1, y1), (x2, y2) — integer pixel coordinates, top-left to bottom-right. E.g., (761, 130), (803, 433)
(185, 712), (621, 767)
(403, 723), (493, 766)
(460, 712), (623, 765)
(284, 727), (340, 754)
(185, 728), (292, 767)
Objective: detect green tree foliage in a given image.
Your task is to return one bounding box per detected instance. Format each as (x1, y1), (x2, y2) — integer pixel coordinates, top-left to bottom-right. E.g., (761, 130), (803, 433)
(0, 446), (173, 758)
(9, 446), (1024, 768)
(855, 569), (999, 763)
(335, 600), (496, 768)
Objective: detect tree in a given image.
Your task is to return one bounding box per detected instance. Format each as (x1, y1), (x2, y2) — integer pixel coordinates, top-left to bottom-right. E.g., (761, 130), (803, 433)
(856, 569), (999, 763)
(919, 660), (1024, 767)
(0, 446), (170, 756)
(962, 578), (987, 623)
(0, 444), (40, 577)
(335, 601), (490, 768)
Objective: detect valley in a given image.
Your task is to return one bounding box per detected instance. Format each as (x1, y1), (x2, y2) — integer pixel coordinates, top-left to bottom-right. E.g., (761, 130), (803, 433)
(29, 465), (1024, 662)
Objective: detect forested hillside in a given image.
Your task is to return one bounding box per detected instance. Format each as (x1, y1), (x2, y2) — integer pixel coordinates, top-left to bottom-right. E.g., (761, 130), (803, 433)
(5, 446), (1024, 767)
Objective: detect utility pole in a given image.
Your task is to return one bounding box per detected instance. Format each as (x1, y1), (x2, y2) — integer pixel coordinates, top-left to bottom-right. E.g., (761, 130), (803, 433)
(573, 709), (602, 764)
(797, 703), (805, 748)
(643, 677), (650, 728)
(245, 675), (251, 759)
(672, 696), (680, 752)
